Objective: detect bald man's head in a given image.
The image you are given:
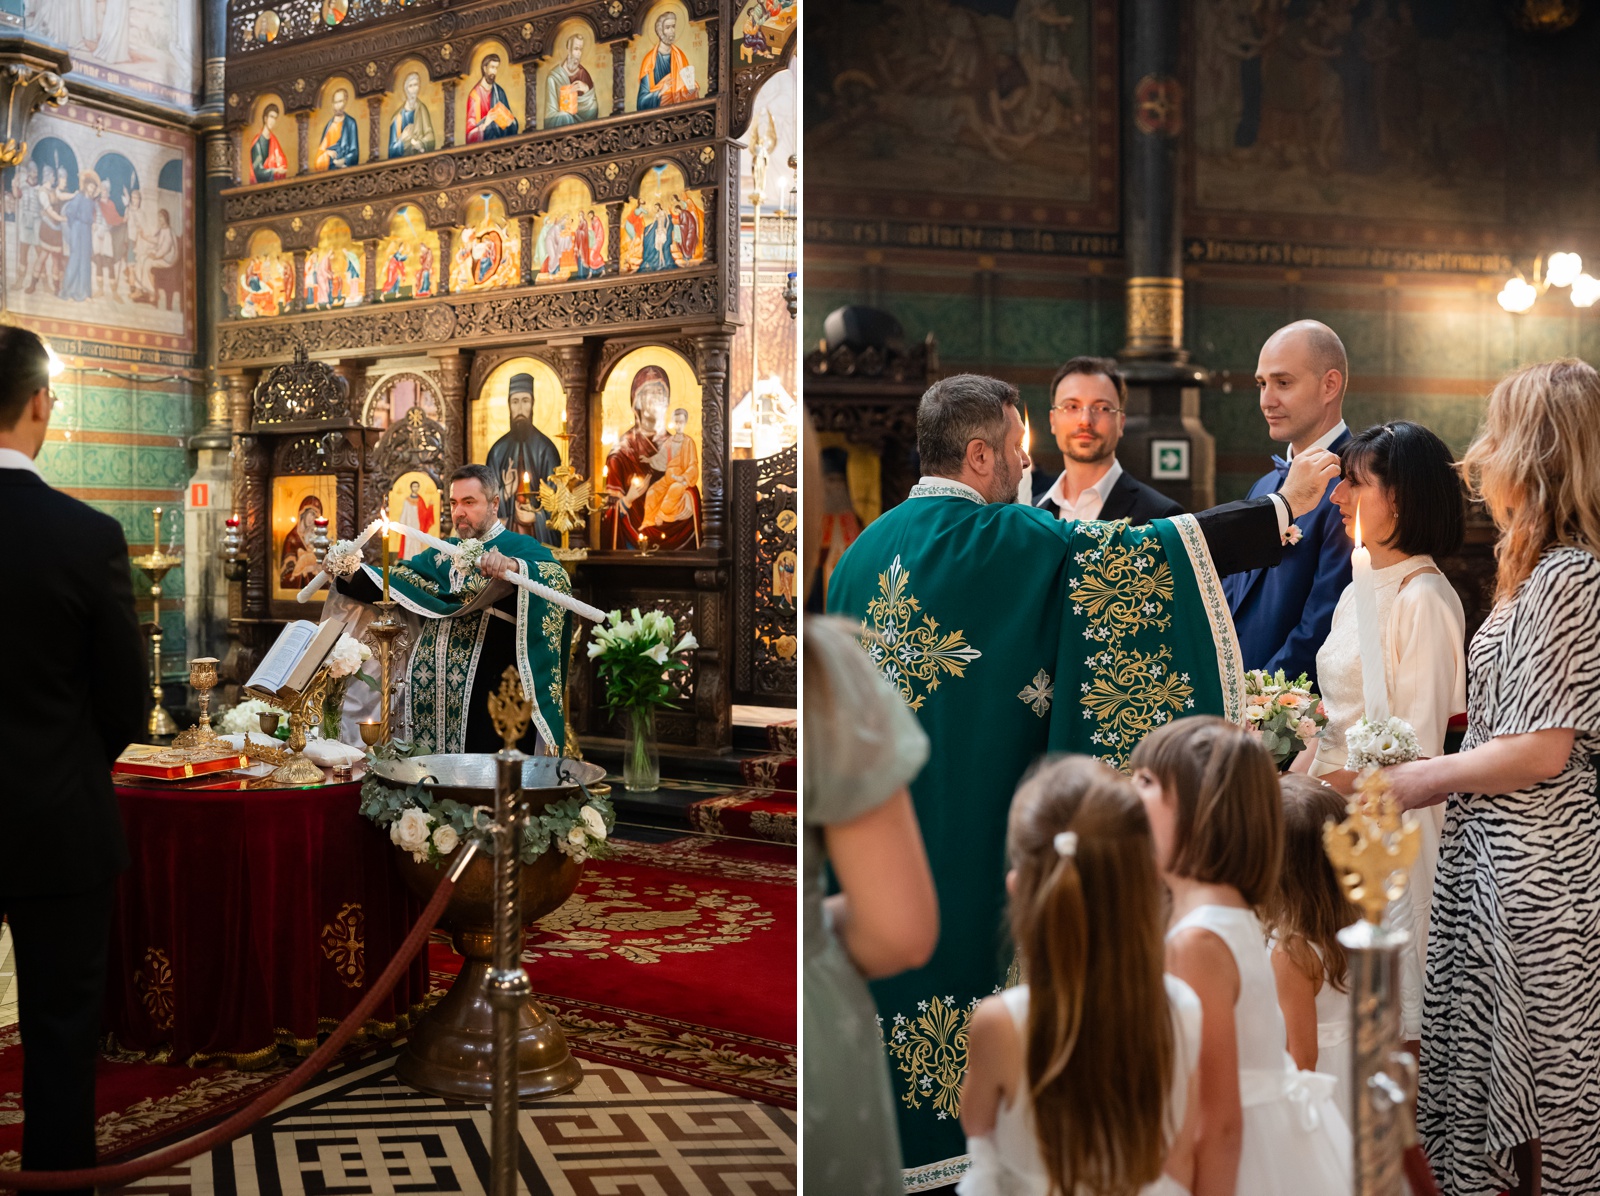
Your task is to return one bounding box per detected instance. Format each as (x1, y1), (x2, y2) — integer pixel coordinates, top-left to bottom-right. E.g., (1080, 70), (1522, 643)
(1256, 319), (1349, 452)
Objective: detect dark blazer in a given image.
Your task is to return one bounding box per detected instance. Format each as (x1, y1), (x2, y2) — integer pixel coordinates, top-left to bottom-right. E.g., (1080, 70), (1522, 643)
(1032, 466), (1186, 523)
(1222, 429), (1353, 690)
(0, 467), (149, 897)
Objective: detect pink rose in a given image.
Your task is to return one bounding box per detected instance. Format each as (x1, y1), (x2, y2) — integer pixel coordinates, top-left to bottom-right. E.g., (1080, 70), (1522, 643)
(1296, 716), (1318, 741)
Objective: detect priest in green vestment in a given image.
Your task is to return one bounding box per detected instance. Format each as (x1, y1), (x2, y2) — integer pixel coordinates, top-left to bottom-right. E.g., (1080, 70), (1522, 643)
(334, 463), (573, 754)
(824, 374), (1340, 1191)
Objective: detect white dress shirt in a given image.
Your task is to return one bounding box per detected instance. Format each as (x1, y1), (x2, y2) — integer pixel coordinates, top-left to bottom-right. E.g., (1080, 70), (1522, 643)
(0, 448), (42, 476)
(1038, 459), (1123, 521)
(1285, 419), (1349, 461)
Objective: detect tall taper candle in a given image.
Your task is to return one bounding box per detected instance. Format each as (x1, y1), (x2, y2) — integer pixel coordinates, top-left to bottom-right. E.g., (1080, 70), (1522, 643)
(382, 533), (391, 603)
(1350, 506), (1390, 723)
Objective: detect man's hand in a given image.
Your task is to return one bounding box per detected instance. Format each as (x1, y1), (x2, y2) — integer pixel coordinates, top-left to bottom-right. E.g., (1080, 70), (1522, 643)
(478, 550), (521, 581)
(1280, 448), (1340, 519)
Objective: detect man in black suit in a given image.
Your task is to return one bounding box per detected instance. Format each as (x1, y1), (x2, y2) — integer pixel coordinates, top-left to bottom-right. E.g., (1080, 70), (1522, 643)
(0, 326), (148, 1193)
(1032, 355), (1186, 523)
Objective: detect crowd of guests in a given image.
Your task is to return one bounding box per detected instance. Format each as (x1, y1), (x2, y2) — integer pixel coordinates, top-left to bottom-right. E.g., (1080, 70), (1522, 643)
(804, 326), (1600, 1196)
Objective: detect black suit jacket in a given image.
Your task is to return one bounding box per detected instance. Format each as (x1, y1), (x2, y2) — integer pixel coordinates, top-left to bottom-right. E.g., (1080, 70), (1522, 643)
(0, 467), (149, 896)
(1032, 467), (1186, 523)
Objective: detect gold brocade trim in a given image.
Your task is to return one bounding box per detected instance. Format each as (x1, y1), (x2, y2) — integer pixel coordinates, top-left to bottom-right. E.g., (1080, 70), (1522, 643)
(881, 994), (977, 1121)
(135, 948), (176, 1033)
(1071, 522), (1193, 769)
(391, 562), (439, 594)
(861, 555), (982, 711)
(1124, 276), (1183, 351)
(180, 995), (439, 1070)
(320, 903), (366, 989)
(1170, 513), (1247, 724)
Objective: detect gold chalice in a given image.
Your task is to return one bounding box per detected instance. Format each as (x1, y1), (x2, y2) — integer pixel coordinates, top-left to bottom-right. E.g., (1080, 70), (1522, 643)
(358, 719), (384, 748)
(258, 711), (282, 737)
(173, 657), (222, 749)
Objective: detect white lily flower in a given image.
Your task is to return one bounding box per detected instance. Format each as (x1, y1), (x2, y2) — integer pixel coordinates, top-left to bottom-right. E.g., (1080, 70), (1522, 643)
(586, 639), (607, 659)
(672, 631), (698, 653)
(646, 642), (669, 665)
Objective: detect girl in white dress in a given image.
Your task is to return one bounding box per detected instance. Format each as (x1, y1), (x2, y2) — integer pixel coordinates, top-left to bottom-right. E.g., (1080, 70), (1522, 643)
(1132, 718), (1351, 1196)
(1293, 420), (1466, 1051)
(1266, 776), (1361, 1116)
(958, 756), (1202, 1196)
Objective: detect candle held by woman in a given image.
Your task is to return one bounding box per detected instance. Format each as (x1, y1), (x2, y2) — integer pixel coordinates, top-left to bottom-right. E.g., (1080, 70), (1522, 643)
(1349, 505), (1390, 722)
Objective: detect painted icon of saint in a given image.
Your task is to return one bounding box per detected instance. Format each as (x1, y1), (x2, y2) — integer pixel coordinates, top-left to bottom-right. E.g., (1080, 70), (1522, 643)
(636, 12), (698, 110)
(313, 88), (359, 171)
(483, 372), (561, 542)
(464, 55), (519, 143)
(248, 104), (289, 184)
(388, 72), (436, 157)
(416, 241), (434, 296)
(280, 495), (323, 589)
(545, 34), (599, 128)
(394, 480), (435, 559)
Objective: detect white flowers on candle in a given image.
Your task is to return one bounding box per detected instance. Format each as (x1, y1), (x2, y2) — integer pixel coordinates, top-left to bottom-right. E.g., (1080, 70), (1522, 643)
(323, 539), (363, 579)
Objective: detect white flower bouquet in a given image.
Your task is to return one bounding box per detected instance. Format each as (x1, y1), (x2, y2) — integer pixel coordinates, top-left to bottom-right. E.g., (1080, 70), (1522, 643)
(323, 539), (363, 579)
(359, 775), (615, 867)
(321, 633), (376, 740)
(1344, 715), (1421, 771)
(217, 697), (281, 736)
(1243, 668), (1329, 768)
(588, 608), (699, 717)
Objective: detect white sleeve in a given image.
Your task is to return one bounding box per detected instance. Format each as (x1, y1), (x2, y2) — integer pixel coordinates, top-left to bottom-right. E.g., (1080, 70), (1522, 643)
(1386, 572), (1466, 759)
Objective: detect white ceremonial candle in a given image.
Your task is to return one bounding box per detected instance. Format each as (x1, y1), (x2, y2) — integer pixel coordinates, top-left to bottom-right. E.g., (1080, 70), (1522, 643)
(1016, 411), (1033, 505)
(383, 519), (606, 622)
(295, 518), (387, 603)
(1351, 507), (1390, 723)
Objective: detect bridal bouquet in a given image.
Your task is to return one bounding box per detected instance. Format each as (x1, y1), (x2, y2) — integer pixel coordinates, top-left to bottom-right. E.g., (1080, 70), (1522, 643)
(1242, 669), (1329, 767)
(1344, 716), (1421, 771)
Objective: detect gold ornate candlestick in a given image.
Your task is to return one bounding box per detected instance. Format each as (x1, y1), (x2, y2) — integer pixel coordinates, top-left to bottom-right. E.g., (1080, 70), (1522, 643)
(1323, 770), (1423, 1196)
(130, 505), (183, 738)
(368, 599), (406, 746)
(173, 657), (222, 748)
(541, 456), (599, 760)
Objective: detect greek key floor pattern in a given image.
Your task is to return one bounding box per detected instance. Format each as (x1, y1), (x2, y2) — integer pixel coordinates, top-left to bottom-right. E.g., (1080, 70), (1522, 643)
(107, 1051), (795, 1196)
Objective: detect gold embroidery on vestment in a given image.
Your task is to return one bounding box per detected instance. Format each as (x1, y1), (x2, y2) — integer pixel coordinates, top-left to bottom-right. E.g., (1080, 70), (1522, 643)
(861, 555), (981, 711)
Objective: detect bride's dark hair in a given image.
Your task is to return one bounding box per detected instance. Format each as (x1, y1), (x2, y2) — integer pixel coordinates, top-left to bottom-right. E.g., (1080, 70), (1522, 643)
(1339, 420), (1465, 558)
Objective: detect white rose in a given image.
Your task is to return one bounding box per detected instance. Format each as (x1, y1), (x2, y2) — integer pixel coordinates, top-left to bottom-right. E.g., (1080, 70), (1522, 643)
(1296, 716), (1318, 740)
(393, 807), (432, 853)
(325, 634), (366, 679)
(432, 823), (460, 854)
(646, 642), (669, 665)
(567, 825), (587, 847)
(580, 805), (607, 841)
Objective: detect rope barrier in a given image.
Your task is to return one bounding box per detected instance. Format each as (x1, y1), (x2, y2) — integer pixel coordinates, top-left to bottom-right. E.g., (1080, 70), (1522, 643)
(0, 842), (476, 1192)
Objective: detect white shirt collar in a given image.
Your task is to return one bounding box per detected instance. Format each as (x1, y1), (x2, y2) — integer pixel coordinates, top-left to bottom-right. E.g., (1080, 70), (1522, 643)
(1042, 459), (1122, 511)
(0, 448), (42, 477)
(911, 475), (986, 504)
(1286, 419), (1348, 461)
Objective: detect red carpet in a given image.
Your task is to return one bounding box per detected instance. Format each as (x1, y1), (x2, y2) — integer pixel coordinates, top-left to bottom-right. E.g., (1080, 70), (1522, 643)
(428, 836), (797, 1107)
(688, 723), (797, 843)
(0, 1022), (290, 1172)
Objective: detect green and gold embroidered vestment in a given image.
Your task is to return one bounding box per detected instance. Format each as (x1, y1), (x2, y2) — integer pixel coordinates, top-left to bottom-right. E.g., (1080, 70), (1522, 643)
(825, 483), (1244, 1191)
(348, 523), (573, 754)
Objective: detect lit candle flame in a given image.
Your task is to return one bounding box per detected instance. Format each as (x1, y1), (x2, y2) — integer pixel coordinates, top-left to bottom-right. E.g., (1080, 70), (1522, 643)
(1023, 411), (1032, 453)
(1353, 503), (1363, 551)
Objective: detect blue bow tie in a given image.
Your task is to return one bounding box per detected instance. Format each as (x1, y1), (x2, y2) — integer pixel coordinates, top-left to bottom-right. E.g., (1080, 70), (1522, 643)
(1271, 455), (1291, 475)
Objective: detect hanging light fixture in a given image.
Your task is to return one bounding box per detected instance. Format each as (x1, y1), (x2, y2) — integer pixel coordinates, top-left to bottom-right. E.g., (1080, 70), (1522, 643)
(1497, 251), (1592, 314)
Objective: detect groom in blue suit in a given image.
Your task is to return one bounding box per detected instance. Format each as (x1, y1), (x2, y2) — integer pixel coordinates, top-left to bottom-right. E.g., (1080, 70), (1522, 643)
(1223, 320), (1353, 691)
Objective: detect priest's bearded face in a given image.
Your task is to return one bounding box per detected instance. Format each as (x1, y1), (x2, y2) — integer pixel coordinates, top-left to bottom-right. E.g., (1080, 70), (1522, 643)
(451, 477), (497, 540)
(981, 403), (1029, 504)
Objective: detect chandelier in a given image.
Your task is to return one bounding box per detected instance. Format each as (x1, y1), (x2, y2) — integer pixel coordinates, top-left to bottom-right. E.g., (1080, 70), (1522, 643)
(1497, 251), (1600, 313)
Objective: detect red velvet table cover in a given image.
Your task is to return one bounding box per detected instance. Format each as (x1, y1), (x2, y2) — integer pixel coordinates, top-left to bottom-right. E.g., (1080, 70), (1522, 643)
(105, 780), (428, 1067)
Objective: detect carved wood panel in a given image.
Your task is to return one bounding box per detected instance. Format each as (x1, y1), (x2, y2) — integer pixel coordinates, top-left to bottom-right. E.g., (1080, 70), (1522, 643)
(731, 445), (796, 705)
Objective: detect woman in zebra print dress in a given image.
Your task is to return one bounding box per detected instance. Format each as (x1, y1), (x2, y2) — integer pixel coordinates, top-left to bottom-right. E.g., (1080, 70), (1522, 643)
(1384, 358), (1600, 1196)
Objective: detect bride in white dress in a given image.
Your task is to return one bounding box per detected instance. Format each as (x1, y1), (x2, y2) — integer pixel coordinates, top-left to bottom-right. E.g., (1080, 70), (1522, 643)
(1293, 420), (1467, 1049)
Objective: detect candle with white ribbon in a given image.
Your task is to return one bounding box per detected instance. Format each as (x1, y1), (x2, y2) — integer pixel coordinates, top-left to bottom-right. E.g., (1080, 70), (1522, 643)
(296, 517), (385, 602)
(380, 518), (607, 623)
(1350, 506), (1390, 723)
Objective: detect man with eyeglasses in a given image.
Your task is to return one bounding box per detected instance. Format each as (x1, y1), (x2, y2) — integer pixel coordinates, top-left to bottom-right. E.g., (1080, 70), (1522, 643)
(0, 325), (148, 1193)
(1033, 355), (1185, 523)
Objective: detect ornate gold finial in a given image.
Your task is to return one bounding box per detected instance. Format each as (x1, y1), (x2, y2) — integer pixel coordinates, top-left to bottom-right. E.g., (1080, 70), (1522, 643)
(1322, 770), (1422, 925)
(487, 665), (532, 752)
(538, 465), (592, 552)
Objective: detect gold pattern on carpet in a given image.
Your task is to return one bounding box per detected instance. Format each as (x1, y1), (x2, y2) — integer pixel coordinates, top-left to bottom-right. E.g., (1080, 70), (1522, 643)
(527, 876), (775, 964)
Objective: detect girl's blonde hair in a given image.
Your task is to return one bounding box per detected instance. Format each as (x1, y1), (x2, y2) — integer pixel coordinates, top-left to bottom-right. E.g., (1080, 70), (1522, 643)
(1006, 756), (1174, 1196)
(1128, 716), (1283, 910)
(1461, 358), (1600, 601)
(1266, 776), (1360, 993)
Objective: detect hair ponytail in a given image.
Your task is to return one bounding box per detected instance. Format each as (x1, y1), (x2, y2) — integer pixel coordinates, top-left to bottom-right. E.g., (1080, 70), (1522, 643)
(1007, 757), (1174, 1196)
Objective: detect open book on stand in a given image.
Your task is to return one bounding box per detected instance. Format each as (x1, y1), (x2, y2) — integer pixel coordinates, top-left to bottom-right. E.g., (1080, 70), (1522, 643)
(245, 618), (344, 706)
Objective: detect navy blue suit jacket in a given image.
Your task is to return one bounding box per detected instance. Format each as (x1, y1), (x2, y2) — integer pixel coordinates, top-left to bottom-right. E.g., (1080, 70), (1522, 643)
(1221, 430), (1352, 690)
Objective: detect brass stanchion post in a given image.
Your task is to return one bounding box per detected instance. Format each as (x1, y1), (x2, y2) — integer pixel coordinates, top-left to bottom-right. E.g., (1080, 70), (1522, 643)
(1324, 771), (1422, 1196)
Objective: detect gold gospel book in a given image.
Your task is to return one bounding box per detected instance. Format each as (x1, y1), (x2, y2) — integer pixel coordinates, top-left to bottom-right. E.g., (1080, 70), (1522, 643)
(114, 745), (251, 780)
